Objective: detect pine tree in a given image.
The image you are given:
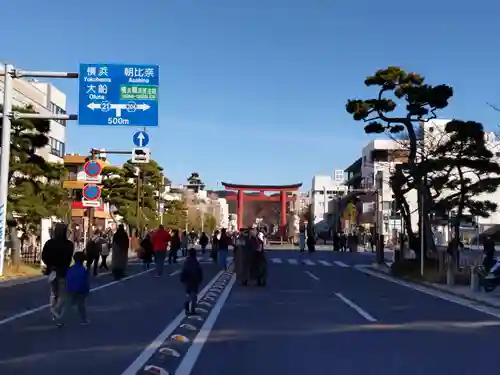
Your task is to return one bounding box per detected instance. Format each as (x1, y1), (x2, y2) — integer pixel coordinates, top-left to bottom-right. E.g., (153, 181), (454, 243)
(425, 120), (500, 240)
(101, 159), (166, 230)
(346, 67), (453, 252)
(0, 105), (68, 267)
(186, 172), (205, 192)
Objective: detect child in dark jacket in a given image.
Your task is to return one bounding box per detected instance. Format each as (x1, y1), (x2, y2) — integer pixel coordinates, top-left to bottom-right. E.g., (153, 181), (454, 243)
(65, 252), (91, 326)
(180, 248), (203, 315)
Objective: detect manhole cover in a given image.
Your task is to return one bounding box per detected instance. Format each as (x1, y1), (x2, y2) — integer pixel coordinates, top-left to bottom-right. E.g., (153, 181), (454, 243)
(180, 323), (197, 331)
(144, 365), (170, 374)
(170, 334), (190, 343)
(159, 347), (181, 357)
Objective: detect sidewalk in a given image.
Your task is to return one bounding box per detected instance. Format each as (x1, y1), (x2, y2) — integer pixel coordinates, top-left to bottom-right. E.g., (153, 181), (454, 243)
(366, 263), (500, 309)
(0, 250), (138, 287)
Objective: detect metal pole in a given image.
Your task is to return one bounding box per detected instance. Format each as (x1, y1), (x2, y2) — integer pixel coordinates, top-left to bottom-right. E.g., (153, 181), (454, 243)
(136, 170), (142, 233)
(420, 186), (425, 277)
(201, 210), (205, 233)
(86, 150), (98, 245)
(0, 64), (13, 276)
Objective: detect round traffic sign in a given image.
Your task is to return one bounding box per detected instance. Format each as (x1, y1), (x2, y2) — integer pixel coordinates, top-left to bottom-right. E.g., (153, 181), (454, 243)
(84, 161), (102, 177)
(83, 184), (101, 201)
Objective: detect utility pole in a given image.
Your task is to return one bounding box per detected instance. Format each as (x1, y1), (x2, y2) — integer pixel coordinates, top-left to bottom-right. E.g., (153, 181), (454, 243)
(0, 65), (78, 276)
(86, 148), (99, 244)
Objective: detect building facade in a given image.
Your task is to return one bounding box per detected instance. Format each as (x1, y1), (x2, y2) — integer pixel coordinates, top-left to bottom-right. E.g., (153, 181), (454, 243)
(310, 171), (348, 233)
(343, 119), (500, 244)
(62, 154), (112, 226)
(0, 76), (67, 163)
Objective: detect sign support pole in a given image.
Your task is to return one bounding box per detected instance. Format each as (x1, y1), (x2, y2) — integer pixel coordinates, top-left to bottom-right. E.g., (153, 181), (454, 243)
(136, 170), (142, 235)
(0, 64), (14, 276)
(86, 150), (99, 245)
(0, 64), (78, 276)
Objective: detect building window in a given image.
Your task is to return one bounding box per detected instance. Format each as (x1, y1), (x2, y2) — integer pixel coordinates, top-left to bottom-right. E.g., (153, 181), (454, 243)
(50, 102), (67, 126)
(48, 137), (65, 158)
(66, 165), (78, 180)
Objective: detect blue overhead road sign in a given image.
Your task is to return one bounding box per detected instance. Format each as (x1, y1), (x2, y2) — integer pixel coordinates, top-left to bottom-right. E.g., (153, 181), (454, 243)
(78, 63), (159, 127)
(133, 131), (150, 147)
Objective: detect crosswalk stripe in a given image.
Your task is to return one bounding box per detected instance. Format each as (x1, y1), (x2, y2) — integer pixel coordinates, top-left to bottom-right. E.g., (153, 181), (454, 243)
(334, 261), (349, 268)
(288, 259), (298, 265)
(271, 258), (282, 264)
(302, 259), (315, 266)
(317, 260), (332, 266)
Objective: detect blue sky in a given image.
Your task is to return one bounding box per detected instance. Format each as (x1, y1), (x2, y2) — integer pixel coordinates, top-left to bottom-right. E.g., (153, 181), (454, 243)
(1, 0), (499, 190)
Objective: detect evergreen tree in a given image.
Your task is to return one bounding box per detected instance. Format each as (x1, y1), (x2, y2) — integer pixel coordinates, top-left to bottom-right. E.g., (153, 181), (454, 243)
(425, 120), (500, 239)
(186, 172), (205, 192)
(345, 67), (453, 252)
(0, 105), (68, 267)
(101, 159), (166, 230)
(5, 105), (68, 227)
(163, 199), (188, 230)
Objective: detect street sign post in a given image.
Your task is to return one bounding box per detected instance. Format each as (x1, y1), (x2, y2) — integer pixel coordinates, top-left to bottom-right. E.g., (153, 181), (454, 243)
(133, 131), (150, 147)
(83, 160), (103, 183)
(132, 147), (151, 164)
(82, 184), (101, 207)
(78, 64), (159, 127)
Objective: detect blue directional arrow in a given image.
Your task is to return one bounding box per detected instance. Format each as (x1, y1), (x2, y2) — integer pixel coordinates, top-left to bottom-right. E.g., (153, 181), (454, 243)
(133, 131), (149, 147)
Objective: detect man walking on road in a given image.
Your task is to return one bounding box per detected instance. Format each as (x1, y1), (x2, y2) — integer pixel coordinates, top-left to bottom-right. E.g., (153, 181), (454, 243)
(180, 248), (203, 315)
(41, 223), (74, 323)
(151, 225), (171, 276)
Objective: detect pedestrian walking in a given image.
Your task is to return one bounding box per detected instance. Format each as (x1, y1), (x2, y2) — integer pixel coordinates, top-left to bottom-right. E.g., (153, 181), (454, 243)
(85, 229), (102, 276)
(180, 248), (203, 315)
(181, 230), (189, 257)
(41, 223), (74, 324)
(111, 224), (129, 280)
(199, 232), (209, 254)
(218, 228), (231, 270)
(139, 232), (154, 269)
(64, 252), (91, 326)
(299, 222), (306, 253)
(151, 225), (171, 276)
(169, 229), (181, 264)
(211, 230), (220, 263)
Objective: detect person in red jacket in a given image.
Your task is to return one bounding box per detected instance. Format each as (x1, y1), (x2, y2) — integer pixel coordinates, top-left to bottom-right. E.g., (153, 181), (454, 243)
(151, 225), (171, 276)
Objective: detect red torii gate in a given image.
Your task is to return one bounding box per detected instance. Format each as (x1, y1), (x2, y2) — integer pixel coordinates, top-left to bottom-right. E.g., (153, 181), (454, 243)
(221, 182), (303, 233)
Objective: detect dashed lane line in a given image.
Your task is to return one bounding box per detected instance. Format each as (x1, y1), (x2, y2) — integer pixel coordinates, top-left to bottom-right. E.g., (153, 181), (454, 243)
(335, 292), (377, 322)
(305, 270), (320, 281)
(119, 270), (227, 375)
(0, 267), (155, 326)
(175, 274), (237, 375)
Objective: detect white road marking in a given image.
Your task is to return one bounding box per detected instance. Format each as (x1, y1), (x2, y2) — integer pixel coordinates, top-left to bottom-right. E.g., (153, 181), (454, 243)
(305, 270), (320, 281)
(169, 270), (181, 276)
(318, 260), (332, 266)
(335, 292), (377, 322)
(174, 274), (236, 375)
(0, 268), (155, 326)
(302, 259), (315, 266)
(334, 261), (350, 268)
(355, 265), (500, 320)
(288, 259), (298, 265)
(119, 271), (228, 375)
(271, 258), (282, 264)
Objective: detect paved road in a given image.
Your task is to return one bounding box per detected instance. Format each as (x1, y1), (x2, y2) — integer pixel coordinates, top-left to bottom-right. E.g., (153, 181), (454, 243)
(0, 256), (223, 375)
(3, 249), (500, 374)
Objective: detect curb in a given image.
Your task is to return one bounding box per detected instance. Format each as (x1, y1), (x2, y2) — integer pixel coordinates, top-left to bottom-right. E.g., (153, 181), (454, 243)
(365, 264), (500, 310)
